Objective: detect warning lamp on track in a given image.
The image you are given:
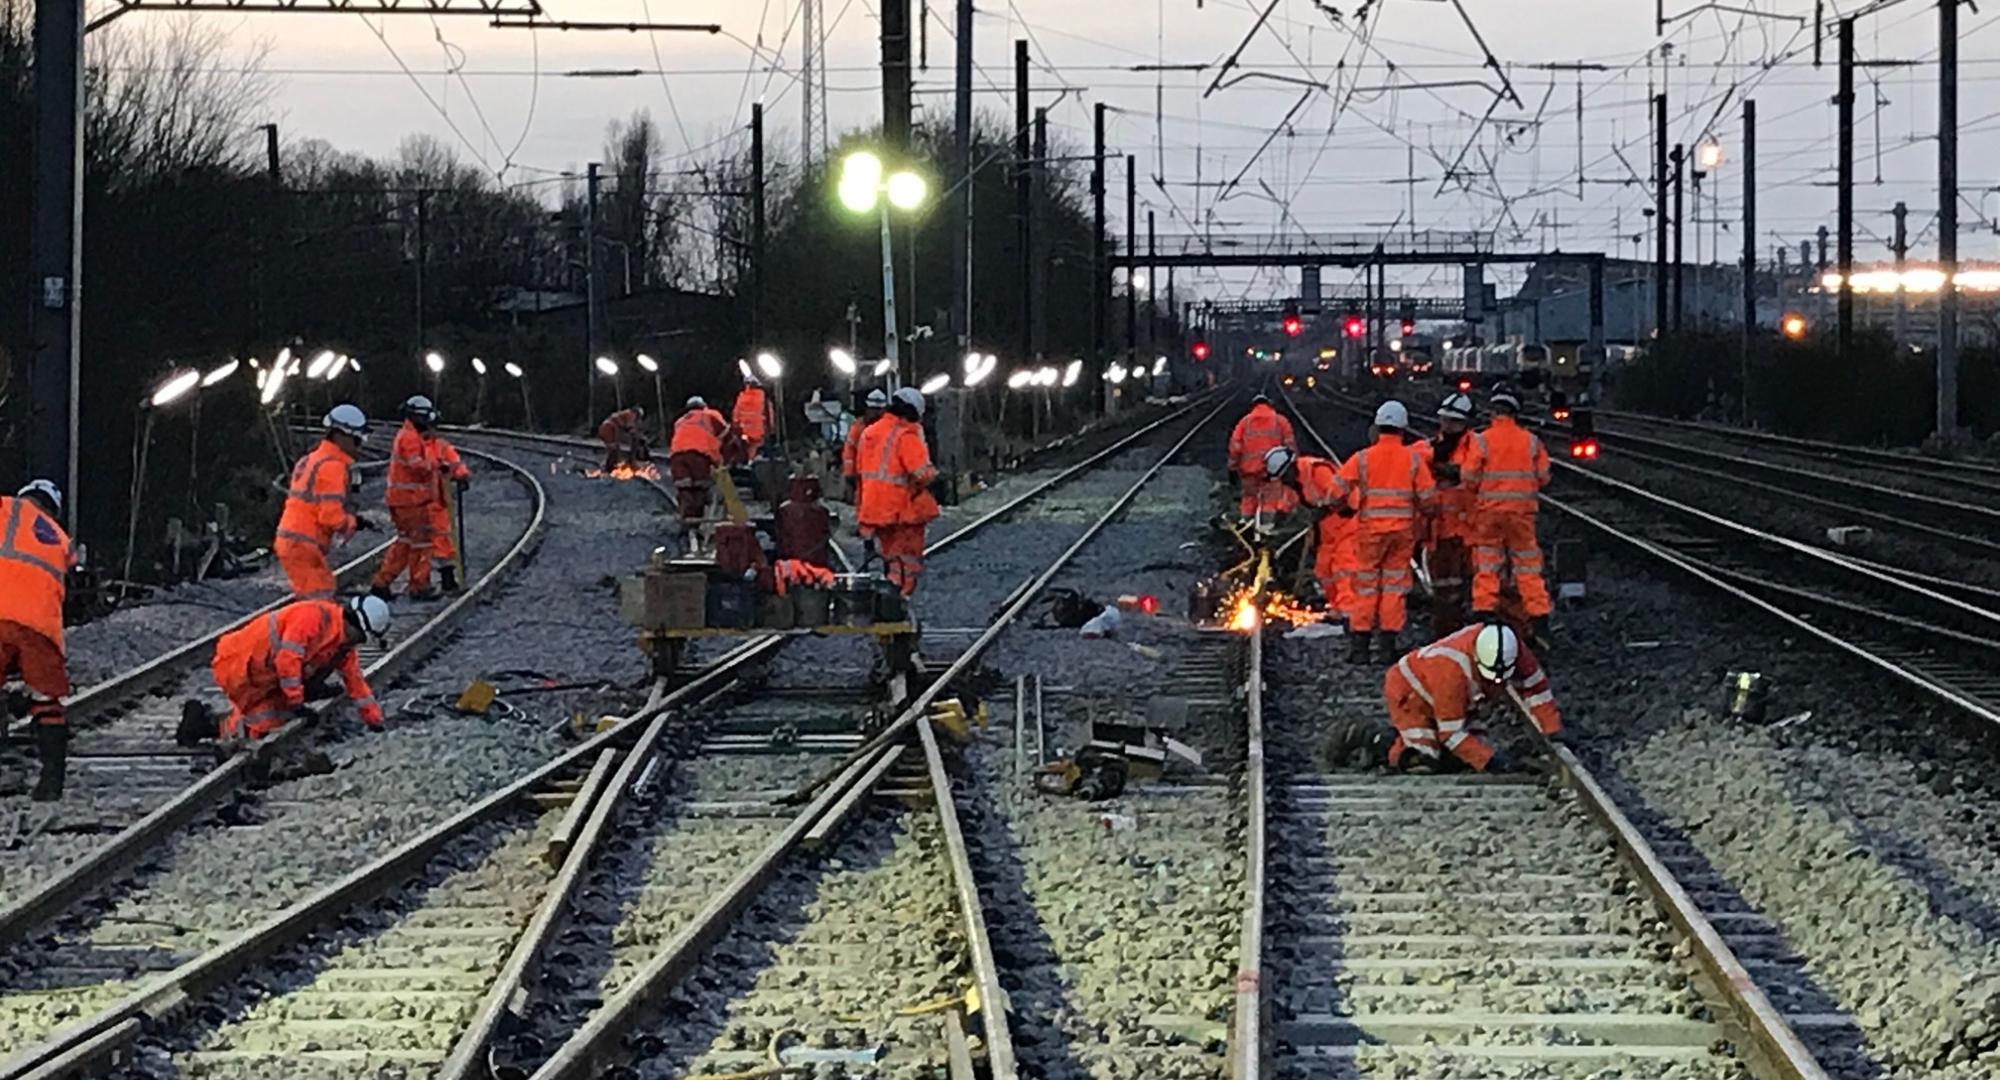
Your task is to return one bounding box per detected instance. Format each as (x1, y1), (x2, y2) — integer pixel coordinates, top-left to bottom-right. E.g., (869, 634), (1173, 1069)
(1570, 438), (1601, 460)
(1781, 312), (1808, 340)
(1192, 340), (1210, 361)
(1456, 378), (1473, 392)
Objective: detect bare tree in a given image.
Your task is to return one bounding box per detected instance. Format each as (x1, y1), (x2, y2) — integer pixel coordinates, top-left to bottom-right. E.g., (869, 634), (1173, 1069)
(83, 16), (275, 187)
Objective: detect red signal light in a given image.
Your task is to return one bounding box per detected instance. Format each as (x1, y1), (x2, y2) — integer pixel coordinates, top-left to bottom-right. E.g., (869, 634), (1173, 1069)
(1552, 407), (1572, 422)
(1456, 378), (1473, 392)
(1343, 316), (1365, 339)
(1399, 318), (1415, 337)
(1191, 340), (1210, 361)
(1571, 439), (1600, 459)
(1138, 594), (1159, 615)
(1283, 315), (1303, 337)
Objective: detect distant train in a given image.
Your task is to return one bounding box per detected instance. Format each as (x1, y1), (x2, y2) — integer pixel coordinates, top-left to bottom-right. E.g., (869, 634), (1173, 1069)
(1441, 342), (1550, 387)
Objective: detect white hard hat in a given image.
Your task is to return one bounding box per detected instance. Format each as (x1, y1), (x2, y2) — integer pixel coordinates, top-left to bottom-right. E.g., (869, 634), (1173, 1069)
(346, 594), (393, 639)
(865, 388), (890, 408)
(402, 395), (438, 421)
(1437, 392), (1474, 421)
(16, 479), (62, 515)
(1473, 623), (1520, 681)
(893, 386), (926, 417)
(1374, 400), (1410, 429)
(324, 403), (370, 439)
(1490, 389), (1522, 412)
(1262, 445), (1296, 478)
(686, 396), (706, 409)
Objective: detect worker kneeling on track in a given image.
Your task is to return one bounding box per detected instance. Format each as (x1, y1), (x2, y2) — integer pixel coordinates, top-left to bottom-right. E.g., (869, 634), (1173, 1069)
(1, 479), (80, 801)
(178, 595), (390, 747)
(668, 396), (729, 522)
(1383, 622), (1560, 773)
(1260, 446), (1356, 617)
(597, 405), (650, 472)
(1332, 401), (1436, 664)
(275, 405), (376, 601)
(857, 386), (940, 598)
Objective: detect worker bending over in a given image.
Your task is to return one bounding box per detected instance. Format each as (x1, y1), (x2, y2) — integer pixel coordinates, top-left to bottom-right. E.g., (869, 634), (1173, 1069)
(597, 405), (649, 472)
(275, 405), (374, 601)
(857, 387), (940, 597)
(1259, 447), (1355, 616)
(842, 389), (888, 500)
(1473, 389), (1552, 642)
(667, 396), (728, 522)
(732, 374), (772, 462)
(1331, 401), (1436, 663)
(180, 595), (390, 745)
(373, 397), (445, 600)
(1226, 394), (1298, 517)
(1425, 392), (1486, 638)
(1, 480), (79, 801)
(1383, 622), (1560, 772)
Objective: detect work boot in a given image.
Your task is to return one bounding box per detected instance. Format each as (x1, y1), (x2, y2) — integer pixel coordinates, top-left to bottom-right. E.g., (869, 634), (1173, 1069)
(31, 724), (68, 802)
(369, 583), (394, 602)
(176, 700), (214, 747)
(1346, 629), (1371, 665)
(1374, 631), (1401, 664)
(439, 565), (461, 593)
(407, 587), (440, 602)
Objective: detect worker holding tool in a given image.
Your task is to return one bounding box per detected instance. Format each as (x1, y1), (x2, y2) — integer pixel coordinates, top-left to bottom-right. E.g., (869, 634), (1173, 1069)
(1471, 388), (1553, 643)
(1, 480), (79, 801)
(179, 594), (391, 745)
(275, 405), (374, 601)
(667, 396), (729, 522)
(842, 388), (889, 500)
(423, 424), (472, 593)
(1258, 447), (1355, 616)
(372, 396), (445, 601)
(1382, 622), (1561, 772)
(596, 405), (649, 472)
(1425, 391), (1486, 638)
(1226, 394), (1297, 516)
(732, 373), (773, 462)
(856, 386), (939, 597)
(1330, 401), (1435, 664)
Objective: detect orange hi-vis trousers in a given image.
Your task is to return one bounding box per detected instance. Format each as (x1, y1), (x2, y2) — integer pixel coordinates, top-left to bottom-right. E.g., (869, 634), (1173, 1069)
(1347, 531), (1415, 633)
(372, 505), (436, 594)
(1472, 514), (1551, 617)
(1383, 663), (1494, 771)
(866, 523), (926, 597)
(274, 538), (337, 600)
(1314, 515), (1356, 614)
(0, 621), (67, 727)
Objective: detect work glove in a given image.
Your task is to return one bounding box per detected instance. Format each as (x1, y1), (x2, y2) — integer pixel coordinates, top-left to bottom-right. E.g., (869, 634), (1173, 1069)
(352, 514), (380, 533)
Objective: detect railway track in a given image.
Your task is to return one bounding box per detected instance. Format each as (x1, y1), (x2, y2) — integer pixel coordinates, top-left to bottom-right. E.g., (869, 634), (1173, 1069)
(1303, 386), (2000, 735)
(0, 401), (1227, 1079)
(1252, 391), (1827, 1080)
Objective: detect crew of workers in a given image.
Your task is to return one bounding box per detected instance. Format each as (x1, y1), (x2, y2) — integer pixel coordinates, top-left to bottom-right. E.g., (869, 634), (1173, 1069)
(372, 396), (471, 601)
(1239, 388), (1563, 774)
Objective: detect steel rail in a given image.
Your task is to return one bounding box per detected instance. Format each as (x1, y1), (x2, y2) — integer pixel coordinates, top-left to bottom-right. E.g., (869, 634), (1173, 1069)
(1595, 408), (2000, 485)
(0, 635), (785, 1080)
(1271, 387), (1828, 1080)
(0, 445), (541, 952)
(534, 396), (1234, 1080)
(1230, 625), (1267, 1080)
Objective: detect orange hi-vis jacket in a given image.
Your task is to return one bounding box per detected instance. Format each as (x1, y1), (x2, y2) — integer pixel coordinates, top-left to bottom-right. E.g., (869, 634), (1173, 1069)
(842, 414), (878, 479)
(669, 407), (728, 461)
(733, 387), (770, 440)
(213, 599), (383, 727)
(1227, 403), (1297, 476)
(0, 496), (77, 648)
(426, 434), (470, 500)
(1391, 623), (1561, 739)
(1295, 455), (1344, 511)
(277, 439), (357, 552)
(598, 408), (641, 444)
(1332, 434), (1437, 535)
(856, 415), (941, 528)
(1475, 415), (1549, 517)
(385, 421), (437, 509)
(1430, 429), (1489, 541)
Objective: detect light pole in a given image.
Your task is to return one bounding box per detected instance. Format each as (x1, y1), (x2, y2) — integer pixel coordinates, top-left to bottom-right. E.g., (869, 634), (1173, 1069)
(636, 353), (667, 442)
(504, 362), (536, 430)
(595, 356), (624, 409)
(186, 358), (240, 523)
(124, 369), (202, 595)
(425, 350), (446, 404)
(839, 151), (928, 389)
(470, 357), (489, 424)
(755, 350), (786, 444)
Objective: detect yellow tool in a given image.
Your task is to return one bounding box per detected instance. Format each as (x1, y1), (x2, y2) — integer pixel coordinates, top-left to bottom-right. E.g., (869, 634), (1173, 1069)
(714, 469), (751, 525)
(453, 678), (497, 715)
(928, 698), (989, 744)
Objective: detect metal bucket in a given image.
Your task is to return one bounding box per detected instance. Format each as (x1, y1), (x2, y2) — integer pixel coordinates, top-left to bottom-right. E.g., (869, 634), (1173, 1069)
(793, 587), (832, 627)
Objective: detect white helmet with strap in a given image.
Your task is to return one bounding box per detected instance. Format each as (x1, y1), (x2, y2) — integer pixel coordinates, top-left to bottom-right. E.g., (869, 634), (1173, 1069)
(325, 403), (370, 439)
(1473, 623), (1520, 681)
(1262, 445), (1296, 478)
(16, 479), (62, 516)
(1437, 392), (1474, 420)
(347, 594), (393, 640)
(1374, 400), (1410, 429)
(893, 386), (927, 418)
(865, 388), (890, 408)
(686, 396), (707, 410)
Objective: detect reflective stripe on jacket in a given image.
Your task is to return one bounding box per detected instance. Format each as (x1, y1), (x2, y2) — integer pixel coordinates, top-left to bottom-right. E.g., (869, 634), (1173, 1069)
(1226, 404), (1297, 475)
(276, 439), (356, 552)
(213, 598), (381, 726)
(425, 434), (469, 504)
(669, 408), (727, 461)
(1333, 435), (1437, 534)
(1475, 416), (1549, 516)
(1432, 430), (1488, 540)
(1391, 623), (1561, 736)
(385, 422), (436, 509)
(733, 387), (770, 440)
(856, 416), (941, 528)
(0, 496), (76, 648)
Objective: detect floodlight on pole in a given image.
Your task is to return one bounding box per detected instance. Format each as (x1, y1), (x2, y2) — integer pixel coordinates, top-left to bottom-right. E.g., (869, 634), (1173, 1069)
(920, 372), (951, 395)
(260, 354), (290, 405)
(755, 351), (784, 380)
(323, 355), (349, 381)
(594, 356), (619, 376)
(839, 149), (929, 388)
(872, 359), (895, 378)
(738, 358), (755, 380)
(829, 347), (857, 375)
(305, 350), (337, 380)
(1062, 360), (1083, 388)
(595, 356), (625, 408)
(471, 357), (488, 377)
(200, 359), (240, 388)
(504, 362), (524, 378)
(148, 370), (201, 408)
(1007, 369), (1033, 390)
(425, 351), (446, 374)
(503, 361), (537, 429)
(635, 354), (659, 374)
(1697, 139), (1725, 171)
(1035, 366), (1059, 387)
(635, 354), (666, 440)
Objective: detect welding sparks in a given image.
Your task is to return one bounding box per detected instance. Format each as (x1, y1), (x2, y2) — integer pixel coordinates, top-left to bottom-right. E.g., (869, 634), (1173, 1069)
(585, 462), (662, 482)
(1220, 587), (1322, 632)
